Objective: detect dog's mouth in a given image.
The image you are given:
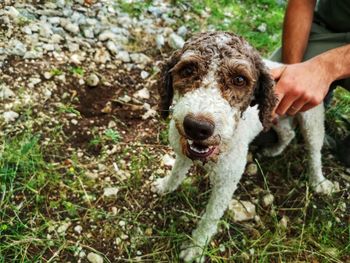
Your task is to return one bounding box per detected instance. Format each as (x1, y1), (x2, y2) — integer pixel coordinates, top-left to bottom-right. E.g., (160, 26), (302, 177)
(185, 138), (220, 160)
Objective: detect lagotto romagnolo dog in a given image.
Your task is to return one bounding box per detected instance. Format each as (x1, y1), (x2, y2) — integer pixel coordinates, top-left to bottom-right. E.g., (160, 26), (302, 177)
(151, 32), (337, 262)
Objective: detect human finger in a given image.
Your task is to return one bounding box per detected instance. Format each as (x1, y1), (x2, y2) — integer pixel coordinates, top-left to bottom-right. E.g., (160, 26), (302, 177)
(286, 98), (309, 115)
(275, 94), (299, 116)
(270, 66), (287, 80)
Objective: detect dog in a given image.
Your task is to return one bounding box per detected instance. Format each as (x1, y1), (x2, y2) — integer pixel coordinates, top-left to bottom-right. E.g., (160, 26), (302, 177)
(152, 32), (336, 262)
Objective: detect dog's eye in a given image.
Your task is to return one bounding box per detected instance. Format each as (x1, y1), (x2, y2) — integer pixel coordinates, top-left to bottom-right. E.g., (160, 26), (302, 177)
(232, 75), (247, 87)
(179, 64), (196, 78)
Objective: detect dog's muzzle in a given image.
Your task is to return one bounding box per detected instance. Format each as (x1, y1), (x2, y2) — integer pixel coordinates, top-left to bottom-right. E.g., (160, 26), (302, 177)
(181, 114), (220, 160)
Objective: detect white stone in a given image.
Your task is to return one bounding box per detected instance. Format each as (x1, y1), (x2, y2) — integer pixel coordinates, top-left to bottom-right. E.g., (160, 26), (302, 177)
(106, 41), (119, 54)
(245, 163), (258, 176)
(0, 85), (15, 100)
(87, 252), (104, 263)
(168, 33), (184, 49)
(99, 31), (118, 42)
(3, 111), (19, 123)
(140, 71), (149, 79)
(115, 50), (130, 63)
(103, 187), (119, 197)
(177, 25), (188, 37)
(227, 199), (256, 222)
(130, 53), (151, 65)
(74, 225), (83, 234)
(57, 221), (71, 234)
(262, 193), (274, 207)
(94, 49), (111, 64)
(86, 73), (100, 87)
(64, 23), (80, 34)
(133, 87), (150, 100)
(155, 34), (165, 49)
(257, 23), (267, 33)
(9, 39), (26, 56)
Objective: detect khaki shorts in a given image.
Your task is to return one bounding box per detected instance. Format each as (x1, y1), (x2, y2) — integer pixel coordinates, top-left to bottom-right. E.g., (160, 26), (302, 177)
(270, 22), (350, 91)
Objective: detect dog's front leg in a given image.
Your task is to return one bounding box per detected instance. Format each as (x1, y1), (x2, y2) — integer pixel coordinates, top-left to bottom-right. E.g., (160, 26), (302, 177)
(180, 160), (243, 262)
(152, 153), (192, 195)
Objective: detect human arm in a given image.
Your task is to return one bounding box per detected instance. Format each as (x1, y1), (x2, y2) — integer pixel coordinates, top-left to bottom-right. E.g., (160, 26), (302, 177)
(282, 0), (316, 64)
(272, 44), (350, 116)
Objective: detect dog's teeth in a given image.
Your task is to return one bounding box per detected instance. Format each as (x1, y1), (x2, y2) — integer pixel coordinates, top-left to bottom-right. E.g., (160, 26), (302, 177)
(188, 139), (193, 145)
(189, 144), (210, 154)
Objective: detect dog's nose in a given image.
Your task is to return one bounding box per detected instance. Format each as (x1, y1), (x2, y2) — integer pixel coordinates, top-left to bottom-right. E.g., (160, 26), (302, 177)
(183, 115), (215, 140)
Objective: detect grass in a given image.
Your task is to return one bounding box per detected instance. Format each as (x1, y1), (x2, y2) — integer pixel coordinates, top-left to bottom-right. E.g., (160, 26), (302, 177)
(1, 1), (349, 262)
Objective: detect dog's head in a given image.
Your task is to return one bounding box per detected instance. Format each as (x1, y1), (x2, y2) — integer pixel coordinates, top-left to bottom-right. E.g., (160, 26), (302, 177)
(158, 32), (277, 161)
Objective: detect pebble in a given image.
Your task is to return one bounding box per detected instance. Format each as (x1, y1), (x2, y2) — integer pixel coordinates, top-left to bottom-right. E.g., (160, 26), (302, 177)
(115, 50), (130, 63)
(0, 85), (15, 100)
(106, 40), (119, 54)
(74, 225), (83, 234)
(245, 163), (258, 176)
(87, 252), (104, 263)
(140, 70), (149, 79)
(168, 33), (185, 49)
(103, 187), (119, 197)
(130, 53), (151, 65)
(9, 39), (27, 56)
(86, 73), (100, 87)
(63, 22), (80, 35)
(133, 87), (150, 100)
(3, 111), (19, 123)
(155, 34), (165, 49)
(227, 199), (256, 222)
(262, 193), (274, 207)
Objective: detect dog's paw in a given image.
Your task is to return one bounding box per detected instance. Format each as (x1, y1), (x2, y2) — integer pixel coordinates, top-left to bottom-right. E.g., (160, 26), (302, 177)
(179, 244), (205, 263)
(313, 180), (338, 195)
(151, 177), (170, 195)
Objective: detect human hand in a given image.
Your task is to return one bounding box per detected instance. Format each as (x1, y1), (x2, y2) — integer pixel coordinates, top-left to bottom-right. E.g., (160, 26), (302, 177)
(271, 59), (333, 118)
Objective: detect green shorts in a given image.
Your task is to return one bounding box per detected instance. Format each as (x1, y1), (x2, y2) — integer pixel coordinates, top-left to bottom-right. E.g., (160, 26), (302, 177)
(270, 22), (350, 91)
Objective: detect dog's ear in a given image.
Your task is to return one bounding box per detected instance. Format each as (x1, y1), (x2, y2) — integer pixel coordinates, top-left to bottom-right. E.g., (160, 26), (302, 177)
(251, 58), (278, 131)
(158, 50), (181, 119)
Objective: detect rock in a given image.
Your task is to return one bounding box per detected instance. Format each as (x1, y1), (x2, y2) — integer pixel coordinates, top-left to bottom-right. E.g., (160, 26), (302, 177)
(168, 33), (184, 49)
(106, 40), (119, 54)
(3, 111), (19, 123)
(133, 87), (150, 100)
(130, 53), (151, 65)
(63, 22), (80, 35)
(227, 199), (256, 222)
(262, 193), (274, 207)
(114, 50), (129, 63)
(140, 70), (149, 79)
(28, 77), (42, 89)
(279, 215), (288, 229)
(9, 39), (26, 56)
(142, 108), (156, 120)
(245, 163), (258, 176)
(86, 73), (100, 87)
(94, 49), (111, 64)
(257, 23), (267, 33)
(161, 154), (175, 167)
(70, 54), (84, 64)
(87, 252), (104, 263)
(0, 85), (15, 100)
(155, 34), (165, 49)
(99, 30), (118, 42)
(39, 22), (53, 38)
(74, 225), (83, 234)
(43, 72), (53, 80)
(57, 221), (71, 235)
(177, 25), (188, 37)
(103, 187), (119, 197)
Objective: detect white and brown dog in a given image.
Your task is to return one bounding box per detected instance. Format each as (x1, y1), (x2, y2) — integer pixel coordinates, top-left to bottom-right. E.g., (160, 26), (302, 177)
(152, 32), (336, 262)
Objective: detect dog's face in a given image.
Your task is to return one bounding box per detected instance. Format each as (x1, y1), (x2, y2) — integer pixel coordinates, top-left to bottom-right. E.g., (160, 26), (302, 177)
(159, 32), (276, 162)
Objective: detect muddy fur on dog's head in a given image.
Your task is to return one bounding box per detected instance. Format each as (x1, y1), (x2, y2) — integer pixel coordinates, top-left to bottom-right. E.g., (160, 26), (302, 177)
(158, 31), (277, 131)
